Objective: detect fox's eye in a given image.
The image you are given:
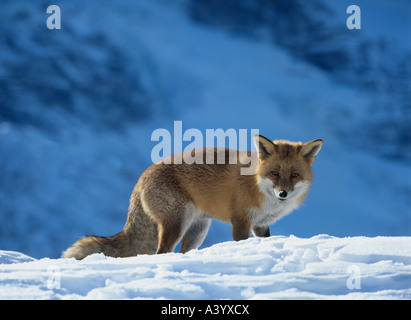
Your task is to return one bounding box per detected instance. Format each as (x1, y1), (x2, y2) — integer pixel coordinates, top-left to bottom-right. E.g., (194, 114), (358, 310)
(271, 171), (279, 177)
(291, 173), (299, 178)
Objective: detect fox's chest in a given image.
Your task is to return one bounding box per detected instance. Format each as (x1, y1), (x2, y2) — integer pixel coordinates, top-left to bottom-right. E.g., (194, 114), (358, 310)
(249, 192), (299, 227)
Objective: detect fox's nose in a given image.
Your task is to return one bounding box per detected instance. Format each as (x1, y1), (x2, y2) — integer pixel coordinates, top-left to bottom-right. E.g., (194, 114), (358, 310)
(278, 190), (288, 199)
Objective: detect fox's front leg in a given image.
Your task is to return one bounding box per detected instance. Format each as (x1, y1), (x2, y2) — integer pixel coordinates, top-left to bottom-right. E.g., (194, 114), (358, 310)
(231, 216), (251, 241)
(252, 226), (270, 237)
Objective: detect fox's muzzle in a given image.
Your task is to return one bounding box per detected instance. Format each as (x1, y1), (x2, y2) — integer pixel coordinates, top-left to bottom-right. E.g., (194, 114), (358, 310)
(278, 190), (288, 199)
(274, 189), (289, 200)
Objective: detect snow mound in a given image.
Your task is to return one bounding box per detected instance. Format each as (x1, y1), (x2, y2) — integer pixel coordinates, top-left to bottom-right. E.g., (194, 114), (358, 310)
(1, 235), (410, 299)
(0, 251), (36, 264)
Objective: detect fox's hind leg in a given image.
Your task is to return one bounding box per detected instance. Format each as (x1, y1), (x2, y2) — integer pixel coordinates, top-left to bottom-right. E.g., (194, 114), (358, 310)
(155, 203), (197, 254)
(180, 217), (211, 253)
(156, 215), (187, 254)
(156, 229), (180, 254)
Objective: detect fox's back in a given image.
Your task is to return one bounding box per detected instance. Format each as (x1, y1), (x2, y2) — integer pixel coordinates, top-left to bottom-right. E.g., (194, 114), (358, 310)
(139, 148), (260, 222)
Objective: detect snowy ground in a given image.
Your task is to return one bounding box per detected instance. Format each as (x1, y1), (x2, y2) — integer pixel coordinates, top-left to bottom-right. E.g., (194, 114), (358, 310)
(1, 235), (410, 300)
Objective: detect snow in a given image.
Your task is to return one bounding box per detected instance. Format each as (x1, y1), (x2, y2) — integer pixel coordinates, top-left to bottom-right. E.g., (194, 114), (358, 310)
(1, 235), (410, 299)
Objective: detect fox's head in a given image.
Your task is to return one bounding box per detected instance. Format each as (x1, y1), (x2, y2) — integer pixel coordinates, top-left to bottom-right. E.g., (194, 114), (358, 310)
(253, 135), (323, 203)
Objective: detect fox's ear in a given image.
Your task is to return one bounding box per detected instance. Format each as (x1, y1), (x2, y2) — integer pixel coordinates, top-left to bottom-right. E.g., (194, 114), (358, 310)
(300, 139), (323, 164)
(253, 135), (276, 160)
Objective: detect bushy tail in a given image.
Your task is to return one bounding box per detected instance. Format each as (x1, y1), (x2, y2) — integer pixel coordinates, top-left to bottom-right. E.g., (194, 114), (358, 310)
(62, 195), (158, 260)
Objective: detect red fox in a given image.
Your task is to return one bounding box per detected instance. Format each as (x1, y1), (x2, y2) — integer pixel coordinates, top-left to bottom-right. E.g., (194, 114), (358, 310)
(63, 135), (323, 259)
